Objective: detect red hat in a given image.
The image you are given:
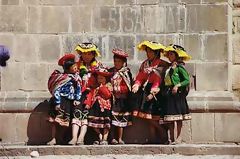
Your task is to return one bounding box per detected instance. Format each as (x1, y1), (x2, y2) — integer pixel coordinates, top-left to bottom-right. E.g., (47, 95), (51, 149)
(112, 49), (128, 58)
(58, 53), (75, 66)
(93, 67), (112, 77)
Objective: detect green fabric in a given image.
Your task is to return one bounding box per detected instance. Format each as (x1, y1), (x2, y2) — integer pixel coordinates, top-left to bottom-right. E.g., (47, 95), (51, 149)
(170, 65), (190, 87)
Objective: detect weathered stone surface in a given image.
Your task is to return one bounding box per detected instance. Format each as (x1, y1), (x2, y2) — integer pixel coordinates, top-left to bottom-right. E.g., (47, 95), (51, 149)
(1, 0), (19, 5)
(108, 35), (135, 61)
(234, 0), (240, 7)
(204, 34), (228, 62)
(13, 35), (38, 62)
(92, 7), (120, 32)
(180, 120), (191, 143)
(182, 34), (202, 60)
(62, 35), (104, 59)
(196, 63), (228, 91)
(159, 0), (179, 3)
(186, 5), (227, 32)
(0, 6), (27, 32)
(143, 6), (183, 33)
(136, 0), (159, 4)
(202, 0), (228, 3)
(233, 35), (240, 64)
(0, 114), (17, 142)
(38, 35), (61, 62)
(79, 0), (114, 6)
(23, 64), (48, 91)
(215, 113), (240, 142)
(71, 6), (91, 32)
(180, 0), (201, 4)
(121, 6), (143, 33)
(232, 65), (240, 89)
(29, 7), (70, 33)
(191, 113), (215, 142)
(16, 114), (30, 143)
(40, 0), (78, 5)
(0, 34), (14, 62)
(115, 0), (135, 5)
(22, 0), (39, 5)
(1, 63), (24, 91)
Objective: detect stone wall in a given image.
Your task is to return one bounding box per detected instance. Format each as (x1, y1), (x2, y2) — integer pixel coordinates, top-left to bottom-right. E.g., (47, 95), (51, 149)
(1, 0), (240, 144)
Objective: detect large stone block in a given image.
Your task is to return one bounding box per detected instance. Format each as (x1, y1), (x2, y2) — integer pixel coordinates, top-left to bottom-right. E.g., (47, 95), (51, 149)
(182, 34), (202, 60)
(62, 35), (105, 59)
(159, 0), (179, 3)
(23, 64), (48, 91)
(92, 7), (120, 32)
(108, 35), (135, 61)
(78, 0), (114, 6)
(0, 6), (27, 32)
(40, 0), (78, 5)
(215, 113), (240, 142)
(38, 35), (61, 62)
(186, 5), (227, 32)
(16, 114), (30, 143)
(115, 0), (135, 5)
(196, 63), (228, 91)
(29, 7), (70, 33)
(1, 63), (24, 91)
(121, 6), (143, 33)
(13, 35), (38, 62)
(191, 113), (215, 142)
(233, 35), (240, 64)
(1, 0), (19, 5)
(0, 114), (17, 142)
(71, 6), (91, 33)
(232, 65), (240, 89)
(180, 120), (191, 143)
(204, 34), (228, 62)
(143, 5), (185, 33)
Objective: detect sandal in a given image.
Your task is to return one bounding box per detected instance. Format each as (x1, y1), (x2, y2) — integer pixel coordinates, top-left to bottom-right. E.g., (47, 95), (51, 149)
(99, 140), (108, 145)
(118, 140), (125, 145)
(76, 140), (84, 145)
(111, 139), (118, 145)
(93, 140), (100, 145)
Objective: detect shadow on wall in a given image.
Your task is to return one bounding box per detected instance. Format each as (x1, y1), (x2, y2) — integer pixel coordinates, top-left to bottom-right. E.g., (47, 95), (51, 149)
(26, 100), (167, 145)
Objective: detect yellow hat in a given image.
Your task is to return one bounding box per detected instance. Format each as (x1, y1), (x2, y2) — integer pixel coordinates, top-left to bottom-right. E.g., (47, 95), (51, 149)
(137, 40), (165, 51)
(75, 43), (101, 57)
(164, 45), (191, 61)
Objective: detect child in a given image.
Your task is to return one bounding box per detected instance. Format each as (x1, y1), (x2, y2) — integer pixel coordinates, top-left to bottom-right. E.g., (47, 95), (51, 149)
(132, 41), (168, 120)
(0, 45), (10, 67)
(162, 44), (191, 144)
(109, 49), (133, 144)
(84, 68), (113, 145)
(47, 53), (81, 145)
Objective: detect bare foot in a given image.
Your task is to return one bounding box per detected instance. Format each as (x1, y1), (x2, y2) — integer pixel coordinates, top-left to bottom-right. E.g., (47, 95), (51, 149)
(47, 138), (56, 145)
(68, 138), (77, 145)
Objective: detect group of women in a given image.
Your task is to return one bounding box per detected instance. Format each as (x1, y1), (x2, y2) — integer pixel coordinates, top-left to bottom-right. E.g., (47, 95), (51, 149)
(47, 40), (192, 145)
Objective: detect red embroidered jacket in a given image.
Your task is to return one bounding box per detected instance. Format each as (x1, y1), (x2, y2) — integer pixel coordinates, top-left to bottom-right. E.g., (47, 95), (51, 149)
(84, 83), (112, 111)
(134, 58), (166, 91)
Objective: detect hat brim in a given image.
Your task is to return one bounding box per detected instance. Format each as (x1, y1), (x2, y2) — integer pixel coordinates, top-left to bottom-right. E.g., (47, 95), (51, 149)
(137, 41), (165, 51)
(94, 71), (112, 77)
(58, 53), (76, 66)
(75, 45), (101, 57)
(164, 47), (191, 61)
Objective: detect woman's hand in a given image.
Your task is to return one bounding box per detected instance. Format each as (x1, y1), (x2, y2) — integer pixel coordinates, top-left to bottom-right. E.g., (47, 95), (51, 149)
(85, 105), (90, 109)
(132, 84), (140, 93)
(146, 94), (154, 101)
(172, 84), (181, 94)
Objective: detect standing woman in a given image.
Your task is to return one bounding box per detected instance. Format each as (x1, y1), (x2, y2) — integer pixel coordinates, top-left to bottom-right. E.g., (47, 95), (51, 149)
(109, 49), (133, 144)
(162, 44), (191, 144)
(68, 43), (102, 145)
(132, 41), (168, 120)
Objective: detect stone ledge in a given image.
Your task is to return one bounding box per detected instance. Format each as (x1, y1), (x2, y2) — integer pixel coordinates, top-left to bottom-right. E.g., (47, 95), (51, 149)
(0, 91), (239, 113)
(0, 144), (239, 156)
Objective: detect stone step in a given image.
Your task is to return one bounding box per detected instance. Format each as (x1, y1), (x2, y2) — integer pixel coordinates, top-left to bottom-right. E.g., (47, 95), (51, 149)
(0, 144), (240, 157)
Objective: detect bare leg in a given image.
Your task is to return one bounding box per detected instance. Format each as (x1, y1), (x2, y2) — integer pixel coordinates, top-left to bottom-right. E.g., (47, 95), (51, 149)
(47, 124), (56, 145)
(77, 125), (88, 144)
(117, 127), (124, 144)
(103, 128), (109, 141)
(68, 124), (79, 145)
